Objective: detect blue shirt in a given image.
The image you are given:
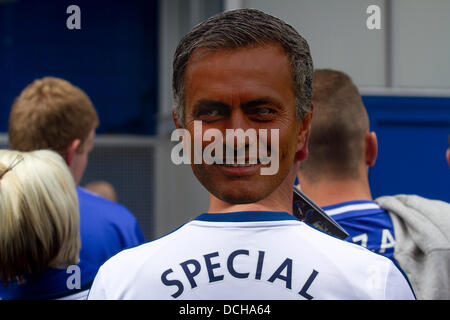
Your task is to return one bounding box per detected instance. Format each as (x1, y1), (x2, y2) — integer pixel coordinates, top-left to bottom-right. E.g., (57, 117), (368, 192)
(77, 187), (146, 270)
(0, 259), (97, 300)
(322, 200), (396, 262)
(0, 189), (145, 300)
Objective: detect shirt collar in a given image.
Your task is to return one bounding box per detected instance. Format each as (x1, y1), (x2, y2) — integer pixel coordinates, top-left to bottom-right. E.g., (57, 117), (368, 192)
(322, 199), (379, 211)
(194, 211), (299, 223)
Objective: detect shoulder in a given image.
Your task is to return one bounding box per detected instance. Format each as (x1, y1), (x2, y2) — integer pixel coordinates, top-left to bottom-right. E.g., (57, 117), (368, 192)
(303, 222), (389, 263)
(376, 194), (450, 212)
(302, 224), (414, 298)
(87, 230), (181, 299)
(76, 186), (138, 223)
(376, 194), (450, 234)
(92, 223), (189, 282)
(0, 260), (97, 300)
(301, 224), (392, 274)
(77, 186), (128, 211)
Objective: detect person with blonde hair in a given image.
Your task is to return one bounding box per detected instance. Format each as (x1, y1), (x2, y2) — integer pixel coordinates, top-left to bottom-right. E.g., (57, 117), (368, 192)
(8, 77), (145, 270)
(0, 149), (97, 299)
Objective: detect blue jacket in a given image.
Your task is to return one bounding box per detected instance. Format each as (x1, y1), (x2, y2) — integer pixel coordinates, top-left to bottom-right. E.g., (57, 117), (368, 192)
(0, 187), (146, 300)
(0, 260), (98, 300)
(77, 186), (146, 269)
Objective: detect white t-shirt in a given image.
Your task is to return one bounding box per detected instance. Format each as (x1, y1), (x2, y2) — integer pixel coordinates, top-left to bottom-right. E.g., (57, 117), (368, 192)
(88, 211), (415, 300)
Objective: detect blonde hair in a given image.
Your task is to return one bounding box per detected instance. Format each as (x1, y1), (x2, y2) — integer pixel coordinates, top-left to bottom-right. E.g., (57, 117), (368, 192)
(0, 149), (80, 284)
(8, 77), (99, 156)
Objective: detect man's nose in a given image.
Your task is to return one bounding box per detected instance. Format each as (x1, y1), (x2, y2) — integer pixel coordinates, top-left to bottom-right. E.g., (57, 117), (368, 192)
(225, 109), (250, 131)
(223, 110), (256, 158)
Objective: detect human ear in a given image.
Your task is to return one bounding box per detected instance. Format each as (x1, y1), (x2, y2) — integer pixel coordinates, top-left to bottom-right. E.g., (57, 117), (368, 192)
(64, 139), (81, 166)
(295, 106), (313, 162)
(172, 109), (183, 129)
(365, 131), (378, 167)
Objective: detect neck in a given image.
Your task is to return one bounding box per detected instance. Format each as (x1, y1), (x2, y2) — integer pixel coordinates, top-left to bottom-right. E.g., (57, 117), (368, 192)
(298, 174), (373, 207)
(208, 167), (297, 214)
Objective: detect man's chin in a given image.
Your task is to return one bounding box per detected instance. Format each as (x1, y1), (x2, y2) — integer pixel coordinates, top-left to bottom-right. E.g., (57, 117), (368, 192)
(192, 165), (283, 205)
(211, 188), (270, 205)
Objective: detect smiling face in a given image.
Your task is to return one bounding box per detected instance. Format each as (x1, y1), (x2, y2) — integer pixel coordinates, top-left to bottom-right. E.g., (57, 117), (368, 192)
(178, 43), (311, 205)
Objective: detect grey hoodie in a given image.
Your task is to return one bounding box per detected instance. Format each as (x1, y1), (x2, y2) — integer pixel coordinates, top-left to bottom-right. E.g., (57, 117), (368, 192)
(376, 194), (450, 300)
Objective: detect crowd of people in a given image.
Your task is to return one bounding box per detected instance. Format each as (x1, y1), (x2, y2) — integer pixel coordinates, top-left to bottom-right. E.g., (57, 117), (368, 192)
(0, 8), (449, 300)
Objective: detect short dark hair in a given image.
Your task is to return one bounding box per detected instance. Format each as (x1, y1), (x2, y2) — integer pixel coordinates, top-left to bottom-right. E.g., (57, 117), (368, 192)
(172, 8), (313, 125)
(299, 69), (369, 182)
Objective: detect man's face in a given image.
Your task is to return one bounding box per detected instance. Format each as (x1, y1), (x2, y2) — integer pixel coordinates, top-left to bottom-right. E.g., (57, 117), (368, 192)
(181, 43), (309, 204)
(71, 127), (95, 185)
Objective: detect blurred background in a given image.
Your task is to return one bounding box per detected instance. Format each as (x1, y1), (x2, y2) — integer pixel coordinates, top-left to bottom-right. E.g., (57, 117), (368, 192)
(1, 0), (449, 241)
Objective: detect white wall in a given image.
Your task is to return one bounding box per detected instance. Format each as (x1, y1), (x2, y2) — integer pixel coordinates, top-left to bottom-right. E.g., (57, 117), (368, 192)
(239, 0), (450, 92)
(391, 0), (450, 89)
(243, 0), (388, 88)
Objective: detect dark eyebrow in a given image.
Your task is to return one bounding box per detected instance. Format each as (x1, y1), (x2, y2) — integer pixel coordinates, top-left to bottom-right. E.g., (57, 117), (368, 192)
(193, 99), (230, 116)
(240, 98), (282, 110)
(192, 97), (282, 116)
